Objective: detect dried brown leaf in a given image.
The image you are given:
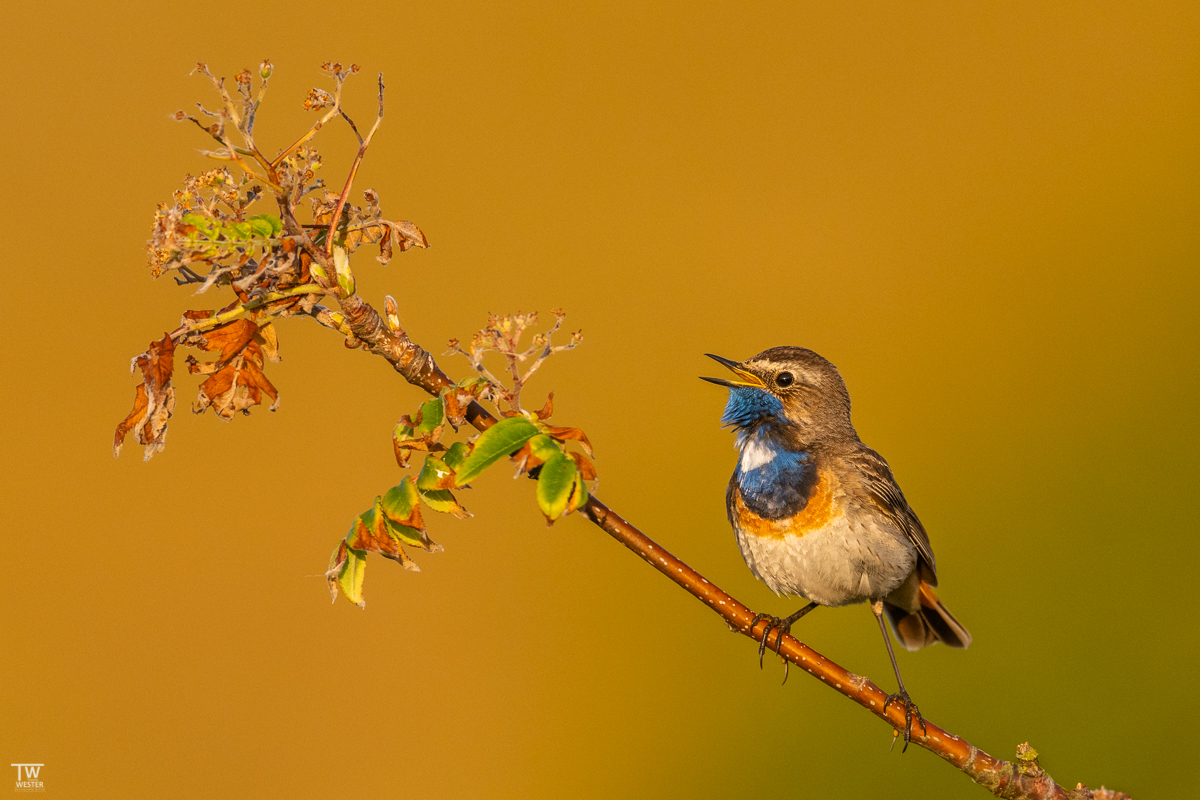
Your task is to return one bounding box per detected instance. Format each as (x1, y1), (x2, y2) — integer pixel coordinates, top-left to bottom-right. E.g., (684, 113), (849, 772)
(535, 392), (554, 421)
(569, 452), (597, 481)
(191, 318), (257, 361)
(113, 383), (149, 456)
(113, 334), (177, 460)
(325, 539), (349, 600)
(543, 425), (595, 458)
(389, 219), (429, 252)
(442, 381), (489, 428)
(377, 229), (393, 265)
(257, 322), (281, 362)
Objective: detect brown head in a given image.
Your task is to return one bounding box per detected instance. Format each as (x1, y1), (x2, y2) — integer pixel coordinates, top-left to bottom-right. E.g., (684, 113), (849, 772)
(701, 346), (858, 449)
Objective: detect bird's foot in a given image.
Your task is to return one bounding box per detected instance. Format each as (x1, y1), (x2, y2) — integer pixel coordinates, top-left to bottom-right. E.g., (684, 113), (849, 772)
(882, 690), (926, 752)
(749, 613), (792, 664)
(749, 613), (795, 682)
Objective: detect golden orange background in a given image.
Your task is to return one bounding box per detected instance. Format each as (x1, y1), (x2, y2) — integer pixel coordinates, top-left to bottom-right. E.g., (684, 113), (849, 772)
(3, 2), (1197, 797)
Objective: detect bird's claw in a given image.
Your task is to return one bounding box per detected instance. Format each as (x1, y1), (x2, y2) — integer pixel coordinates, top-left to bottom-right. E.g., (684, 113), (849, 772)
(749, 613), (792, 682)
(882, 690), (926, 752)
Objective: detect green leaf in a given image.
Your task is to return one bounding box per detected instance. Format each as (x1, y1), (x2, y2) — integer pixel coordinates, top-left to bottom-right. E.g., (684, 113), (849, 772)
(249, 213), (283, 236)
(453, 417), (539, 486)
(527, 433), (562, 461)
(247, 217), (275, 238)
(382, 516), (426, 549)
(338, 545), (367, 607)
(228, 222), (252, 239)
(333, 246), (354, 297)
(419, 488), (470, 518)
(417, 398), (444, 433)
(536, 452), (577, 522)
(358, 505), (378, 529)
(182, 213), (214, 233)
(381, 476), (420, 522)
(442, 441), (470, 471)
(417, 456), (453, 491)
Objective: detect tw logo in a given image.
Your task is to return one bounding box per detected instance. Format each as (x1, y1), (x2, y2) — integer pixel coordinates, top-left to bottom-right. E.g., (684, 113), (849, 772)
(10, 764), (44, 793)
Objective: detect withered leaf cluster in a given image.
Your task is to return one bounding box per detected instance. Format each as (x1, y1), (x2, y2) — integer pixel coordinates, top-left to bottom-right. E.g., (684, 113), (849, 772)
(115, 63), (429, 460)
(182, 316), (280, 418)
(312, 188), (429, 265)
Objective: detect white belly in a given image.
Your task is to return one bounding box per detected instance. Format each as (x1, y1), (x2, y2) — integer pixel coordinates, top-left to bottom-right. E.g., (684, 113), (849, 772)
(733, 514), (915, 607)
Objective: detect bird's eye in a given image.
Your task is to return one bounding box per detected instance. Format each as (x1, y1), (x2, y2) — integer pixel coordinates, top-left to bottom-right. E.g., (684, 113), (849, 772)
(775, 371), (794, 387)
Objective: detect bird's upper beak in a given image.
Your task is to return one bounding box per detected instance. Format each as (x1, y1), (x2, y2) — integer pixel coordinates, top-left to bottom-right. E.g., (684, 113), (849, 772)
(700, 354), (767, 388)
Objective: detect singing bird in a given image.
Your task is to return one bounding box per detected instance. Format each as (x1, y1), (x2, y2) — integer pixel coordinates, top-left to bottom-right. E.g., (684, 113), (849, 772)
(702, 346), (970, 745)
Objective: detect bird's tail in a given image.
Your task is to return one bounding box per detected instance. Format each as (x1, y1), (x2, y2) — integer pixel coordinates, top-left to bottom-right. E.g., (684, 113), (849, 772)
(884, 581), (972, 652)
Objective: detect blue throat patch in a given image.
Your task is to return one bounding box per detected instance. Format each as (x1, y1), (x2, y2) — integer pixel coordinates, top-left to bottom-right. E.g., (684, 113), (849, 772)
(720, 385), (784, 428)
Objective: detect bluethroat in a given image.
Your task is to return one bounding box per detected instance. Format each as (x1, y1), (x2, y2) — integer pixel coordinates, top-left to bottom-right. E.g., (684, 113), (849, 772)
(702, 346), (970, 747)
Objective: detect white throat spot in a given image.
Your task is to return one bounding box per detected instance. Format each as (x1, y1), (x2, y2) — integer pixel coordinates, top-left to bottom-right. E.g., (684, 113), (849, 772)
(739, 437), (778, 471)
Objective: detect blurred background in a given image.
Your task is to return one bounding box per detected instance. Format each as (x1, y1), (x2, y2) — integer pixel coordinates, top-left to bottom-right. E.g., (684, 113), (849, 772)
(2, 1), (1197, 797)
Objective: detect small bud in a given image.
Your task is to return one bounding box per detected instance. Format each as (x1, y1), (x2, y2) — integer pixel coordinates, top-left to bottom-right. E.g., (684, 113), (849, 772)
(259, 59), (273, 80)
(384, 295), (401, 332)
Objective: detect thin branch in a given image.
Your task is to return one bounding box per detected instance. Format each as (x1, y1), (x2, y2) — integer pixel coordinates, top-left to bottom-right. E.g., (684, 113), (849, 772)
(323, 74), (386, 257)
(166, 283), (327, 341)
(338, 108), (364, 145)
(311, 290), (1129, 800)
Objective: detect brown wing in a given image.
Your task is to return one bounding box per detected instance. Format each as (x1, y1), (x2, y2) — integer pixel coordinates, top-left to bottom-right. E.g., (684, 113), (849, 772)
(844, 445), (938, 585)
(725, 472), (739, 527)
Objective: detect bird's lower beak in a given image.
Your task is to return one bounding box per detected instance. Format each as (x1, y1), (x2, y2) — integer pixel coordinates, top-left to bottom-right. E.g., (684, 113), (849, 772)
(700, 354), (767, 388)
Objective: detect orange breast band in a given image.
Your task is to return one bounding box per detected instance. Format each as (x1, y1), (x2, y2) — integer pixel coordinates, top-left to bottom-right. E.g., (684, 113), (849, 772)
(734, 470), (838, 540)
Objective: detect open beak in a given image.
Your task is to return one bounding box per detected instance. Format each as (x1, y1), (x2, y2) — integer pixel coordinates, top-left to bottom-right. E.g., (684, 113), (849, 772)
(700, 354), (767, 388)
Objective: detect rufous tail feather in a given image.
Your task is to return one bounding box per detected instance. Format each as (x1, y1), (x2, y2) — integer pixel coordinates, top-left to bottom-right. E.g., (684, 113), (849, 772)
(884, 581), (971, 652)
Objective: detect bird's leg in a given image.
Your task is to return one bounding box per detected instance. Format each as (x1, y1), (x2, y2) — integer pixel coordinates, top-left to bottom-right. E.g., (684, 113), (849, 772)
(871, 600), (926, 752)
(750, 601), (819, 680)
